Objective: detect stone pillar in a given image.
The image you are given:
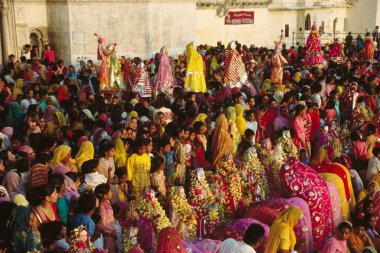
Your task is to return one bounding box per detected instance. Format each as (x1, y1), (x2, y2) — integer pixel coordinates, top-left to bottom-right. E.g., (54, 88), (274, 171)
(0, 8), (10, 65)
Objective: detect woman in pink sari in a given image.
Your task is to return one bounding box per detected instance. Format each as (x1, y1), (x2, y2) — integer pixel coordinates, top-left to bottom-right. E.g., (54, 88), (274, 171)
(155, 46), (176, 97)
(291, 104), (307, 149)
(280, 158), (333, 251)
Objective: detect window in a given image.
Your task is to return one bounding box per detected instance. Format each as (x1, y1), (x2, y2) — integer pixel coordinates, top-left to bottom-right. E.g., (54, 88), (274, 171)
(285, 24), (289, 37)
(305, 14), (311, 30)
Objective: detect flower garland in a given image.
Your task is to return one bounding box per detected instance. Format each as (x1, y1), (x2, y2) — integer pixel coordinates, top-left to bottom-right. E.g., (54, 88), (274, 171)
(277, 130), (298, 157)
(189, 169), (219, 225)
(69, 225), (95, 253)
(242, 148), (269, 203)
(168, 187), (197, 238)
(137, 190), (172, 233)
(123, 226), (139, 252)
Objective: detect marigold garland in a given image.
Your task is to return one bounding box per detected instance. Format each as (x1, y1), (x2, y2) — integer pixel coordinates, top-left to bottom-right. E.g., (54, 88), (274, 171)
(137, 190), (172, 233)
(168, 187), (197, 238)
(189, 169), (219, 225)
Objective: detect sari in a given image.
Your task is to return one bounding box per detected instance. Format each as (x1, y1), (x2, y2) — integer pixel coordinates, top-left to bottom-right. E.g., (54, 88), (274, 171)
(291, 116), (306, 149)
(12, 79), (24, 100)
(226, 106), (240, 154)
(98, 113), (113, 135)
(358, 181), (379, 203)
(279, 158), (333, 251)
(321, 236), (348, 253)
(50, 145), (72, 169)
(329, 163), (356, 210)
(374, 191), (380, 230)
(224, 42), (248, 88)
(339, 85), (357, 122)
(57, 84), (70, 103)
(74, 141), (94, 170)
(184, 42), (206, 93)
(47, 112), (66, 137)
(156, 227), (187, 253)
(324, 181), (343, 229)
(156, 47), (176, 96)
(114, 138), (128, 169)
(6, 102), (24, 129)
(264, 206), (302, 253)
(211, 114), (234, 167)
(319, 173), (349, 220)
(190, 113), (207, 127)
(235, 104), (246, 136)
(11, 206), (41, 253)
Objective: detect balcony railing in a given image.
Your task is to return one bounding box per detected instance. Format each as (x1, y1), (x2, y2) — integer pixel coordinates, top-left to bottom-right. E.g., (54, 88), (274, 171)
(197, 0), (271, 7)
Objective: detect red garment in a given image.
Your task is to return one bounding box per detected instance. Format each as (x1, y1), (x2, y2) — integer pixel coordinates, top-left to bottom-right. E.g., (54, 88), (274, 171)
(156, 227), (188, 253)
(43, 50), (55, 63)
(328, 163), (351, 201)
(309, 109), (320, 143)
(292, 116), (306, 148)
(57, 84), (71, 103)
(280, 158), (333, 251)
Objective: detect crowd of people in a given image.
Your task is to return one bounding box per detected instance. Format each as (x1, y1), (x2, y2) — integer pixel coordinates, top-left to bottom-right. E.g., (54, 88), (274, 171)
(0, 24), (379, 253)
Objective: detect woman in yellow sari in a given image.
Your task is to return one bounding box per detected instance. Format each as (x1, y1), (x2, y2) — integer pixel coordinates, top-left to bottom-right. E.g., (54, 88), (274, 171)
(358, 181), (379, 203)
(51, 145), (78, 172)
(211, 114), (234, 168)
(330, 162), (357, 211)
(114, 138), (128, 170)
(319, 173), (350, 220)
(264, 206), (305, 253)
(190, 113), (207, 128)
(235, 104), (246, 136)
(74, 141), (94, 170)
(184, 42), (206, 93)
(47, 112), (66, 138)
(13, 79), (24, 100)
(226, 106), (240, 154)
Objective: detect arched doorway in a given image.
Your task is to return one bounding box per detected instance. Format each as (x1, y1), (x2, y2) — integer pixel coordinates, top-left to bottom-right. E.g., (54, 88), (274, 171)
(333, 18), (338, 39)
(29, 32), (41, 56)
(305, 14), (311, 30)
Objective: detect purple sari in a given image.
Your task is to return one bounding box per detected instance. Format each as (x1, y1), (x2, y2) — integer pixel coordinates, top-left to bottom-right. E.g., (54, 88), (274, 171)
(155, 47), (176, 96)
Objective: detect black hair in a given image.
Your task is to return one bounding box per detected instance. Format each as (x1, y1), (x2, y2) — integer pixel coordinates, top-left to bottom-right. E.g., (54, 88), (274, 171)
(76, 190), (97, 214)
(243, 223), (265, 245)
(363, 214), (375, 230)
(337, 221), (352, 231)
(27, 183), (56, 206)
(115, 167), (127, 181)
(367, 124), (377, 136)
(32, 153), (52, 166)
(99, 141), (115, 158)
(151, 155), (164, 173)
(353, 219), (365, 228)
(81, 159), (99, 174)
(94, 183), (111, 200)
(38, 221), (63, 248)
(65, 172), (79, 183)
(294, 104), (305, 116)
(158, 138), (170, 149)
(193, 121), (205, 134)
(91, 212), (101, 225)
(14, 157), (29, 173)
(373, 148), (380, 157)
(244, 128), (255, 138)
(133, 138), (146, 152)
(350, 131), (361, 141)
(48, 173), (64, 194)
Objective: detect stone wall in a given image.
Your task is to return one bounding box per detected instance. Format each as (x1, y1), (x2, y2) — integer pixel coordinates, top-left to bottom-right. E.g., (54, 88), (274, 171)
(48, 0), (196, 64)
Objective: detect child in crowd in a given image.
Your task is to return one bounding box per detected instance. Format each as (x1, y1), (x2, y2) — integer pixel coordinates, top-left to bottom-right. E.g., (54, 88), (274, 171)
(95, 183), (117, 253)
(150, 155), (167, 197)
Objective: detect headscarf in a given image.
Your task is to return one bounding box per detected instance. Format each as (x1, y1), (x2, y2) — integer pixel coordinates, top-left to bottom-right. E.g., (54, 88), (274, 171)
(6, 102), (25, 128)
(114, 138), (127, 168)
(184, 42), (207, 93)
(57, 84), (70, 103)
(190, 113), (207, 127)
(0, 185), (10, 202)
(82, 109), (95, 121)
(156, 46), (176, 95)
(76, 135), (89, 147)
(18, 145), (34, 163)
(321, 235), (347, 253)
(3, 171), (23, 198)
(331, 138), (342, 159)
(50, 145), (72, 169)
(211, 114), (234, 167)
(2, 127), (13, 137)
(47, 111), (66, 137)
(98, 113), (113, 135)
(11, 206), (41, 252)
(12, 194), (29, 206)
(264, 206), (303, 253)
(235, 104), (246, 136)
(74, 141), (94, 170)
(155, 227), (187, 253)
(12, 79), (24, 100)
(226, 106), (236, 121)
(40, 95), (60, 113)
(311, 147), (327, 167)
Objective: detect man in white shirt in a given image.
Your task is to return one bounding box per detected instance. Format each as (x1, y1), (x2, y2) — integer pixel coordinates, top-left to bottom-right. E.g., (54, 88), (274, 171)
(367, 148), (380, 181)
(220, 224), (265, 253)
(20, 89), (37, 113)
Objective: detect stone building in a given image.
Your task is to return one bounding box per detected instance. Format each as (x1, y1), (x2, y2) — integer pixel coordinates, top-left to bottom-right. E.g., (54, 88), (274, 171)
(0, 0), (379, 66)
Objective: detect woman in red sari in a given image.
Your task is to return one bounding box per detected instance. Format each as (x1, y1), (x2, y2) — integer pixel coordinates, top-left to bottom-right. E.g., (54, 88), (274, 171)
(280, 158), (333, 251)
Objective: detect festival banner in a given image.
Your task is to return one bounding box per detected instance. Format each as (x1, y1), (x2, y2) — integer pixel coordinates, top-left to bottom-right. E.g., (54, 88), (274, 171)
(225, 11), (254, 25)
